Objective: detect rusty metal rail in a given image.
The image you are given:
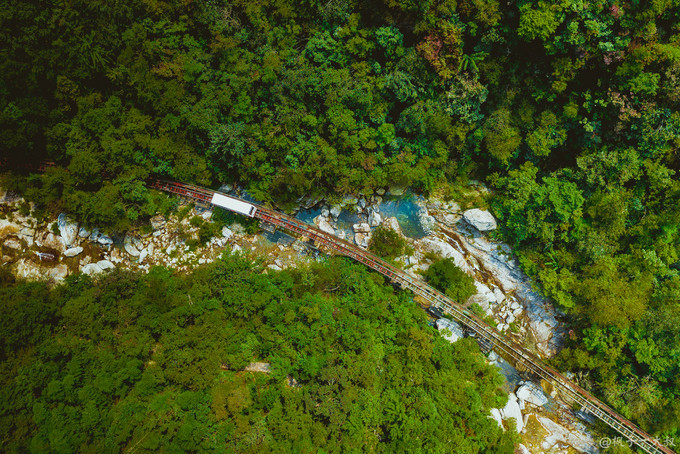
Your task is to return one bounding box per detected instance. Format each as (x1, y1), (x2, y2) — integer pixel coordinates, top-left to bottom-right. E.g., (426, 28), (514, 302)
(1, 161), (673, 454)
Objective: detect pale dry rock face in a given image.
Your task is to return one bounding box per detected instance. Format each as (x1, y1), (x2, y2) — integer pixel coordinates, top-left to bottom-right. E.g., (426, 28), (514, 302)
(534, 415), (598, 454)
(516, 380), (548, 407)
(381, 216), (403, 237)
(462, 208), (497, 232)
(38, 232), (65, 253)
(0, 219), (21, 240)
(500, 393), (524, 433)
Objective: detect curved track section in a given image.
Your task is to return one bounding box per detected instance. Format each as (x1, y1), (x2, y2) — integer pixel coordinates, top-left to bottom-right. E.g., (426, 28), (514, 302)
(149, 179), (673, 454)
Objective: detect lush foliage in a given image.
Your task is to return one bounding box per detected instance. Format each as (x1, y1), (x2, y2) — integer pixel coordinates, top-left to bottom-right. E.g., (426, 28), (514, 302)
(0, 255), (515, 453)
(3, 0), (680, 440)
(424, 258), (477, 303)
(368, 224), (410, 260)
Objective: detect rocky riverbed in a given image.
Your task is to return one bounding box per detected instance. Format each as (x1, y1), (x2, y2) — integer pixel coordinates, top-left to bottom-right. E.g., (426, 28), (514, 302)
(0, 183), (600, 453)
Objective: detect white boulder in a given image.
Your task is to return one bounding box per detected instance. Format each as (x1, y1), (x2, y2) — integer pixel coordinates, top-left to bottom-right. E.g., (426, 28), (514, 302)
(57, 213), (79, 247)
(368, 210), (382, 227)
(352, 223), (371, 233)
(462, 208), (497, 232)
(98, 234), (113, 245)
(124, 235), (142, 257)
(63, 246), (84, 257)
(4, 238), (21, 249)
(314, 216), (335, 235)
(97, 260), (115, 270)
(82, 263), (103, 275)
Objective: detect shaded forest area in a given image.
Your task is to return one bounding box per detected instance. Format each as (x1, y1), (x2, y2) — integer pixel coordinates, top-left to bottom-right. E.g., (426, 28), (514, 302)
(2, 0), (680, 444)
(0, 255), (516, 453)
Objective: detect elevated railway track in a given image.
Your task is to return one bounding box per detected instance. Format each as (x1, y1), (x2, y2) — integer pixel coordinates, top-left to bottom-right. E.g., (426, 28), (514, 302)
(149, 179), (674, 454)
(1, 161), (674, 454)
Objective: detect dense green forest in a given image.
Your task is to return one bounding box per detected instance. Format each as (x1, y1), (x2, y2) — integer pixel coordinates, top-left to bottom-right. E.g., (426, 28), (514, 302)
(2, 0), (680, 445)
(0, 255), (516, 453)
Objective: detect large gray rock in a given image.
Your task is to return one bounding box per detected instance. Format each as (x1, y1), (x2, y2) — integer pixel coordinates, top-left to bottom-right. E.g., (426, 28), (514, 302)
(82, 263), (103, 275)
(57, 213), (79, 247)
(78, 227), (90, 238)
(516, 380), (548, 407)
(63, 246), (83, 257)
(352, 223), (371, 234)
(417, 204), (436, 234)
(90, 228), (113, 245)
(138, 248), (148, 263)
(330, 205), (342, 219)
(98, 234), (113, 245)
(314, 215), (335, 235)
(354, 232), (371, 248)
(436, 318), (465, 343)
(463, 208), (497, 232)
(388, 185), (406, 196)
(499, 393), (524, 433)
(123, 235), (142, 257)
(97, 260), (115, 270)
(341, 195), (359, 209)
(535, 415), (598, 454)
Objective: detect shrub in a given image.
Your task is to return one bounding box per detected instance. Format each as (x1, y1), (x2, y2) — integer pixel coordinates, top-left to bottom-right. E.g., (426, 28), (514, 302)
(368, 225), (411, 260)
(424, 258), (477, 303)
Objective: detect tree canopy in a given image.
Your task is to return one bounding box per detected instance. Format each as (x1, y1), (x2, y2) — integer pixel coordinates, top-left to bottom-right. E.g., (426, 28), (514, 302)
(0, 255), (516, 453)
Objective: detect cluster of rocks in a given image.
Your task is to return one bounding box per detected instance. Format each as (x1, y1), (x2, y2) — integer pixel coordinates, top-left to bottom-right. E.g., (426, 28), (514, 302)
(435, 318), (597, 453)
(311, 191), (387, 247)
(0, 190), (307, 283)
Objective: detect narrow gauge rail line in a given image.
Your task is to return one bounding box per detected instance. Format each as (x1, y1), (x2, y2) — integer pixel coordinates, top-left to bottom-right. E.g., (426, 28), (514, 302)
(149, 179), (674, 454)
(1, 161), (673, 454)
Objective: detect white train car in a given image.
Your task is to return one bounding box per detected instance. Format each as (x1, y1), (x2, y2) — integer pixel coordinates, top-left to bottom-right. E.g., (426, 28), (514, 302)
(210, 193), (257, 217)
